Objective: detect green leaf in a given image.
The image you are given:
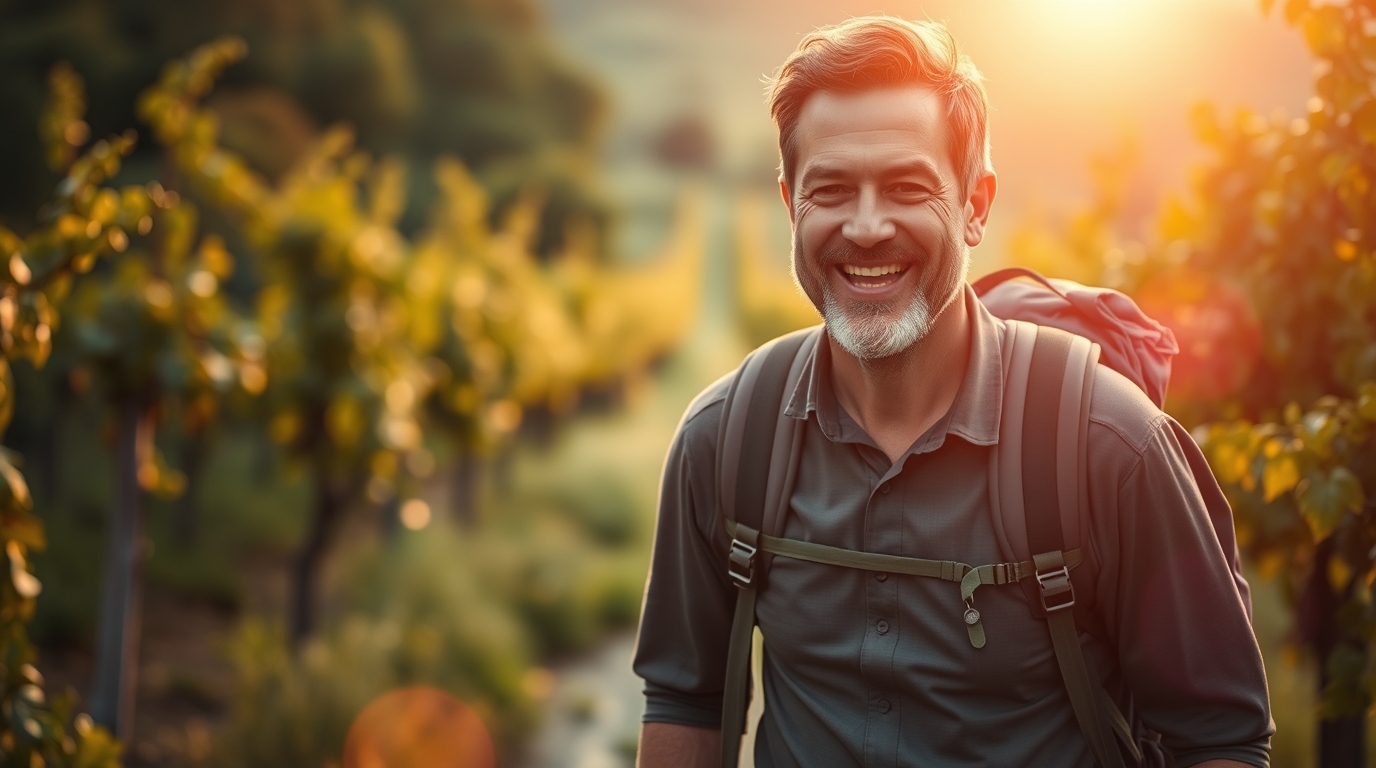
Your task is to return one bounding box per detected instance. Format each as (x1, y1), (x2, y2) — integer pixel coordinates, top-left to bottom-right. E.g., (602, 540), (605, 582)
(1297, 465), (1364, 540)
(1320, 644), (1369, 717)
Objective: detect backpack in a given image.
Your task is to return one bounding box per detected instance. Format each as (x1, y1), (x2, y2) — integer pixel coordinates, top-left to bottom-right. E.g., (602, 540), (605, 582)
(715, 268), (1181, 768)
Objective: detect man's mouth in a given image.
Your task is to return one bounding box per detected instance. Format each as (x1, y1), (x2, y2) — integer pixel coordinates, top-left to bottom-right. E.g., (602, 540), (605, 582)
(839, 263), (907, 289)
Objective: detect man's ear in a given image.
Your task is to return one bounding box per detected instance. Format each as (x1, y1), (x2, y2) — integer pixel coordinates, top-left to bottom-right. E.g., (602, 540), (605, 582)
(962, 172), (997, 248)
(779, 176), (795, 224)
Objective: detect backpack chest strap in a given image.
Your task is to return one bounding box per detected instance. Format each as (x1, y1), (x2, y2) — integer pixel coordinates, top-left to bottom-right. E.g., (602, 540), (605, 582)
(725, 519), (1082, 649)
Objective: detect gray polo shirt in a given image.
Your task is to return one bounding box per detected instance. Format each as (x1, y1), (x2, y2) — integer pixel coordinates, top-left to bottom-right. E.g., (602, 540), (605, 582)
(633, 288), (1273, 767)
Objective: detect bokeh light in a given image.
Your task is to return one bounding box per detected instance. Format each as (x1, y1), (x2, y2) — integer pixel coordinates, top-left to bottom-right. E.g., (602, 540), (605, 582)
(399, 500), (432, 531)
(342, 687), (494, 768)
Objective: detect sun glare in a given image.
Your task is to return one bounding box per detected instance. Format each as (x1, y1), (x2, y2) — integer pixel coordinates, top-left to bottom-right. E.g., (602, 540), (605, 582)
(1037, 0), (1158, 34)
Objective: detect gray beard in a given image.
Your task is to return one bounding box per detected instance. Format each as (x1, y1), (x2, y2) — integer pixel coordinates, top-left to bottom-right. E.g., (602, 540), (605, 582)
(823, 286), (933, 360)
(817, 249), (969, 361)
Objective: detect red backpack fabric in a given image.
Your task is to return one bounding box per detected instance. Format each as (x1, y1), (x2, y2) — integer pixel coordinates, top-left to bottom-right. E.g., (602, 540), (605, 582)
(973, 267), (1179, 408)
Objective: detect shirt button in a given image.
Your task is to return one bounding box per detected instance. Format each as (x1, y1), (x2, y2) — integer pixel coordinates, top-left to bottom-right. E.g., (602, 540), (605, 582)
(878, 699), (892, 714)
(876, 619), (889, 635)
(875, 571), (888, 582)
(880, 483), (891, 494)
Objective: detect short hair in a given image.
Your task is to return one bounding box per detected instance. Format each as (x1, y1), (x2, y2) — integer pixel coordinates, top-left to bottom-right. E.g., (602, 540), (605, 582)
(767, 16), (992, 197)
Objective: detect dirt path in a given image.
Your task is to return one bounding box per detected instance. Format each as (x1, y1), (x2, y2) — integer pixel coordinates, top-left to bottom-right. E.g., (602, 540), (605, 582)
(522, 632), (642, 768)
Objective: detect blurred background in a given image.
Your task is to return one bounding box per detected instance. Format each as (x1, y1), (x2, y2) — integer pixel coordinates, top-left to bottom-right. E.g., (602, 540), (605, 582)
(0, 0), (1372, 766)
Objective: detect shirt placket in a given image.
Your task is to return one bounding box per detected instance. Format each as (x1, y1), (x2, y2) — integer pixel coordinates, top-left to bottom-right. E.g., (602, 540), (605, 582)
(859, 460), (905, 768)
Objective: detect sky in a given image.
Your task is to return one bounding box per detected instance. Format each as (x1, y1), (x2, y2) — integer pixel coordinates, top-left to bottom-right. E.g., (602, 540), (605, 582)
(539, 0), (1314, 266)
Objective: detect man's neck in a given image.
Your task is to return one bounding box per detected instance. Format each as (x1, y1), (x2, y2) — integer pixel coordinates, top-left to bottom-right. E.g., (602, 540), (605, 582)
(828, 291), (972, 464)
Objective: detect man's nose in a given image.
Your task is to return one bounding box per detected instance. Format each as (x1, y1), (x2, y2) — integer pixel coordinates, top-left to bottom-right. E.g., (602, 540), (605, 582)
(840, 189), (896, 249)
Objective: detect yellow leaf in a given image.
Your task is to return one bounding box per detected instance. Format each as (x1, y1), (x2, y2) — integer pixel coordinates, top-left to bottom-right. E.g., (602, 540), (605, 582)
(1302, 5), (1347, 57)
(1328, 555), (1352, 591)
(1355, 101), (1376, 147)
(0, 450), (31, 513)
(6, 541), (40, 599)
(1263, 455), (1300, 502)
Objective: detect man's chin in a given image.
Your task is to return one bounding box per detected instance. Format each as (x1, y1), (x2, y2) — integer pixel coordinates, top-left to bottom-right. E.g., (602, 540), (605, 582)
(824, 305), (931, 361)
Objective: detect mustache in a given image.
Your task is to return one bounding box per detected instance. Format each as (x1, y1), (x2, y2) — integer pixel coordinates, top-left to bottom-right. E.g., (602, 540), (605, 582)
(817, 239), (914, 266)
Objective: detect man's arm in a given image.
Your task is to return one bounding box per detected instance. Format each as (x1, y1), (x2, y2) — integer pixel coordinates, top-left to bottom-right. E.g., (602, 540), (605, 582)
(636, 723), (720, 768)
(1090, 409), (1274, 766)
(632, 386), (739, 763)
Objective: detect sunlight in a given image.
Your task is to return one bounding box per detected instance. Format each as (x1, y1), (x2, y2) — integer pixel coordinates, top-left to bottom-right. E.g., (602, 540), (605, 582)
(1033, 0), (1162, 38)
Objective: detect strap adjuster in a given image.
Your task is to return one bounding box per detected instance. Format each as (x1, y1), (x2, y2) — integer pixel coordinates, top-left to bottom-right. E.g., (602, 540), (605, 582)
(1036, 565), (1075, 613)
(728, 539), (758, 588)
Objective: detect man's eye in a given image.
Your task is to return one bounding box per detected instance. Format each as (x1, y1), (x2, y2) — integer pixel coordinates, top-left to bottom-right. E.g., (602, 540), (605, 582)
(890, 182), (930, 196)
(810, 185), (848, 198)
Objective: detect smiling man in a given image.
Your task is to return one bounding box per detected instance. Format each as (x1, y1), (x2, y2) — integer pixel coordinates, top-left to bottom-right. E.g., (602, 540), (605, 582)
(633, 16), (1272, 768)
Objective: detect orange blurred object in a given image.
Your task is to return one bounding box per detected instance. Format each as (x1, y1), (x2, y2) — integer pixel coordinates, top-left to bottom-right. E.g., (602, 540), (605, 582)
(1134, 269), (1262, 403)
(343, 687), (495, 768)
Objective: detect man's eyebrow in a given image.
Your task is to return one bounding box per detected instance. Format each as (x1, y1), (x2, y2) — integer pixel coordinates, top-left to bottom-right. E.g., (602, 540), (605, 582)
(883, 158), (943, 183)
(798, 164), (846, 189)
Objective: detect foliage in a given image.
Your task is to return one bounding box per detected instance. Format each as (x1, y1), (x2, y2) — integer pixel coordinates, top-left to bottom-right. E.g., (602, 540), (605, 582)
(135, 35), (701, 514)
(0, 27), (701, 764)
(0, 0), (610, 255)
(1012, 0), (1376, 728)
(732, 192), (817, 346)
(1158, 0), (1376, 719)
(217, 508), (648, 767)
(0, 60), (167, 768)
(1007, 137), (1146, 288)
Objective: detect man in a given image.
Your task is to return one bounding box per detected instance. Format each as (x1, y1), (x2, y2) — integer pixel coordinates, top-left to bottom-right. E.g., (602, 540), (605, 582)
(633, 16), (1272, 768)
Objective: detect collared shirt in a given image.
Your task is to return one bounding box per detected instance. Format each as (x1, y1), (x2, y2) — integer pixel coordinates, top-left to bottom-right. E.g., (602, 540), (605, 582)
(633, 287), (1273, 767)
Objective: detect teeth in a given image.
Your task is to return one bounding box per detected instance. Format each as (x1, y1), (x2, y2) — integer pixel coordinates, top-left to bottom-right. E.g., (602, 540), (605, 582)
(841, 264), (904, 277)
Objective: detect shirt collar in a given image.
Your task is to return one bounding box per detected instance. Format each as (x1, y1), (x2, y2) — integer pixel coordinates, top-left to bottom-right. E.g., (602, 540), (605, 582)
(783, 284), (1005, 447)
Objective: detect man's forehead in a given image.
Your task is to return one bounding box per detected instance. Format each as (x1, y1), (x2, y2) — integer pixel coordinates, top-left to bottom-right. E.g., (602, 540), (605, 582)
(792, 86), (953, 172)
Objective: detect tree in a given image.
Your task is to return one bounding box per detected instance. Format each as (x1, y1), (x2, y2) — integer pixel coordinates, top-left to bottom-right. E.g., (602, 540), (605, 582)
(0, 0), (611, 257)
(1010, 1), (1376, 762)
(139, 38), (705, 645)
(32, 58), (262, 742)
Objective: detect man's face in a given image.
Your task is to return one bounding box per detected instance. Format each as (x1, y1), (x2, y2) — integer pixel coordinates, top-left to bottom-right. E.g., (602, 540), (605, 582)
(783, 85), (991, 360)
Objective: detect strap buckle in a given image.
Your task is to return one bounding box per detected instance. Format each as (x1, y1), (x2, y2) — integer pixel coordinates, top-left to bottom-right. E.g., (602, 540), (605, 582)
(1036, 565), (1075, 613)
(728, 538), (758, 588)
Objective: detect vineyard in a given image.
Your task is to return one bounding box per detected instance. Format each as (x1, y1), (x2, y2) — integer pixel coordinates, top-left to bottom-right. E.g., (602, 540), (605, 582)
(0, 0), (1375, 766)
(0, 33), (703, 766)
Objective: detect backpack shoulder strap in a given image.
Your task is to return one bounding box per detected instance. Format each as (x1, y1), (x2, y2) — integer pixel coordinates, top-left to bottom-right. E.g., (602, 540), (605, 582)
(991, 319), (1097, 586)
(993, 320), (1138, 768)
(717, 326), (819, 768)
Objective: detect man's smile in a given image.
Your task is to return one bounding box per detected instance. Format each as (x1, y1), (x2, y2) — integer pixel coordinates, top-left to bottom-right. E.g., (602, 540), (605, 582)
(838, 262), (909, 289)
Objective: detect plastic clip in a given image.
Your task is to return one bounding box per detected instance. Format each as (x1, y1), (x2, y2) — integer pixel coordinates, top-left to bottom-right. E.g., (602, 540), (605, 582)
(1036, 565), (1075, 613)
(728, 538), (758, 588)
